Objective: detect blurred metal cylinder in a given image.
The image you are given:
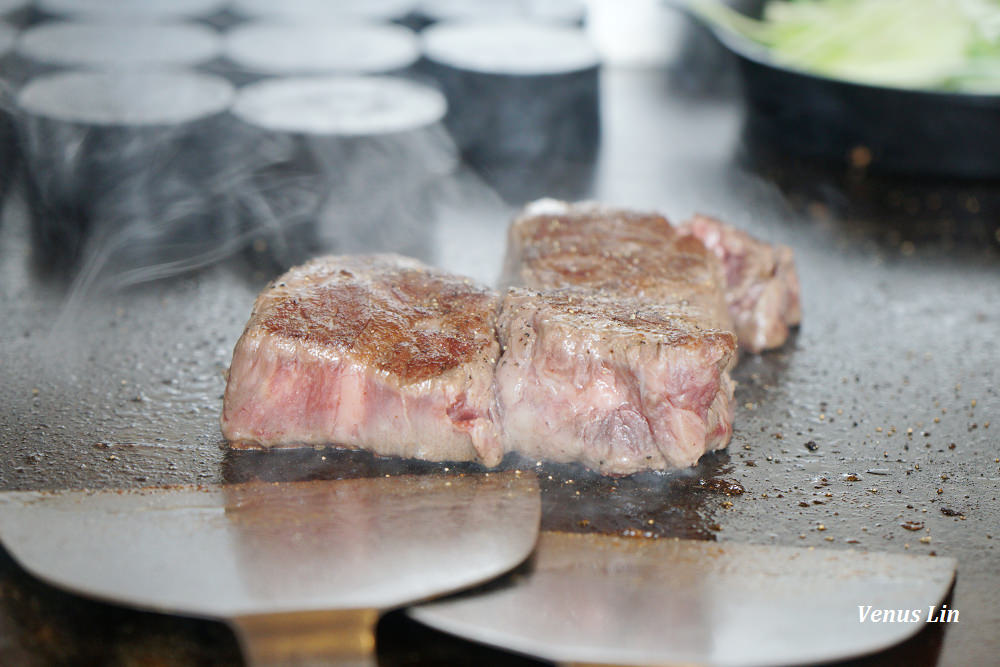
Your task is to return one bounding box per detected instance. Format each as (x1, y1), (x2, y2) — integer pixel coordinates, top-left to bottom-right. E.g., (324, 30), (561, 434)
(228, 75), (454, 272)
(16, 70), (236, 279)
(420, 20), (600, 200)
(218, 21), (420, 86)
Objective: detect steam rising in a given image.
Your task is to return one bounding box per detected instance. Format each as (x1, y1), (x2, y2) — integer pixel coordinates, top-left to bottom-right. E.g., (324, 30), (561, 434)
(1, 13), (602, 327)
(224, 75), (456, 273)
(4, 69), (510, 334)
(13, 70), (241, 300)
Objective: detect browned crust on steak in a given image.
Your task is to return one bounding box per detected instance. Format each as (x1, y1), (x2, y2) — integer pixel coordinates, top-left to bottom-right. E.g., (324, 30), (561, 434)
(222, 254), (502, 464)
(501, 200), (733, 331)
(511, 288), (737, 351)
(250, 255), (498, 385)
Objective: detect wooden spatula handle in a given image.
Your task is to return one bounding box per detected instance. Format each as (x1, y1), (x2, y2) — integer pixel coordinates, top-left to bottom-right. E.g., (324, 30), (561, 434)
(231, 608), (378, 667)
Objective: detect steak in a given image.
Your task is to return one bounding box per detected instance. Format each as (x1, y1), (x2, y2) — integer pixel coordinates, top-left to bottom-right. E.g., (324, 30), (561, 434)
(680, 214), (802, 353)
(221, 201), (800, 475)
(501, 199), (732, 331)
(496, 288), (737, 475)
(497, 200), (737, 474)
(221, 254), (503, 465)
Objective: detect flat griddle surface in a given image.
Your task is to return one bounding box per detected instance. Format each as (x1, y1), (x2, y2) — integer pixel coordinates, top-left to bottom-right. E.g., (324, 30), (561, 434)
(1, 68), (998, 666)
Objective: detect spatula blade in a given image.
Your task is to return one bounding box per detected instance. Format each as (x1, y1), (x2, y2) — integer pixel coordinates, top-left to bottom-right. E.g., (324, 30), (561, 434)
(0, 472), (540, 619)
(410, 531), (957, 667)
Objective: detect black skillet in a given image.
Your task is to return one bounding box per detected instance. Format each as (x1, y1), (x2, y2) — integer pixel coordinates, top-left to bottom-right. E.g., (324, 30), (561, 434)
(680, 0), (1000, 178)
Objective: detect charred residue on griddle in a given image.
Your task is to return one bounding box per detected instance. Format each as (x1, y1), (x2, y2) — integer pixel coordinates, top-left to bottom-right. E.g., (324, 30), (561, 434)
(220, 446), (739, 541)
(532, 454), (739, 541)
(696, 477), (745, 496)
(221, 446), (488, 484)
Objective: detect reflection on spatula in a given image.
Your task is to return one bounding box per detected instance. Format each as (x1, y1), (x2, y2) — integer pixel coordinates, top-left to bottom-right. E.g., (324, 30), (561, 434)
(0, 472), (541, 666)
(411, 531), (957, 667)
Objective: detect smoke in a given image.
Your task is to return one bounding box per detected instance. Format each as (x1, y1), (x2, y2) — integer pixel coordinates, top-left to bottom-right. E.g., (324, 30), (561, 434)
(11, 70), (241, 291)
(6, 73), (465, 306)
(0, 14), (604, 333)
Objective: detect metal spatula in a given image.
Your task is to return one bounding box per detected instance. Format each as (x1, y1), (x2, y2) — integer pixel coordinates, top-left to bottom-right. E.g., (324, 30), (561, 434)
(0, 472), (541, 666)
(411, 531), (957, 666)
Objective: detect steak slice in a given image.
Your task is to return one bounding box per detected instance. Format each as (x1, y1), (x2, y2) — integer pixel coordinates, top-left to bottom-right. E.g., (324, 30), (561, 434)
(498, 200), (739, 473)
(680, 214), (802, 353)
(496, 288), (736, 475)
(501, 199), (732, 331)
(221, 254), (503, 465)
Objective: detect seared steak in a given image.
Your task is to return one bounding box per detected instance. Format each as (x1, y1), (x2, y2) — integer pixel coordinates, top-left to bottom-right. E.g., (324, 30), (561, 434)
(221, 254), (503, 465)
(501, 199), (732, 331)
(222, 201), (800, 475)
(681, 215), (801, 353)
(498, 200), (738, 473)
(496, 288), (736, 474)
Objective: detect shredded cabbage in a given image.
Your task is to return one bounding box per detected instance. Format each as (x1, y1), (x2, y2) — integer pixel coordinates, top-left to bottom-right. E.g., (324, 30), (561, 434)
(693, 0), (1000, 93)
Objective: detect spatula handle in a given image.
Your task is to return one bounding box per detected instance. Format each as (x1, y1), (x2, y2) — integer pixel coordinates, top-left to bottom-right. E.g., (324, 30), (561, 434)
(230, 608), (378, 667)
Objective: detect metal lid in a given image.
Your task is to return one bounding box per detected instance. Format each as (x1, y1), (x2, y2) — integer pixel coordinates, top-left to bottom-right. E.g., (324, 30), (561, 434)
(232, 75), (447, 136)
(19, 70), (235, 126)
(18, 21), (222, 68)
(420, 0), (584, 25)
(37, 0), (226, 20)
(421, 21), (599, 75)
(224, 22), (419, 76)
(232, 0), (416, 22)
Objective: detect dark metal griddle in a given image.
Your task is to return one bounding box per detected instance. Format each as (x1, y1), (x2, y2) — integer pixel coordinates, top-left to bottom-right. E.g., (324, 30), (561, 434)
(1, 60), (998, 666)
